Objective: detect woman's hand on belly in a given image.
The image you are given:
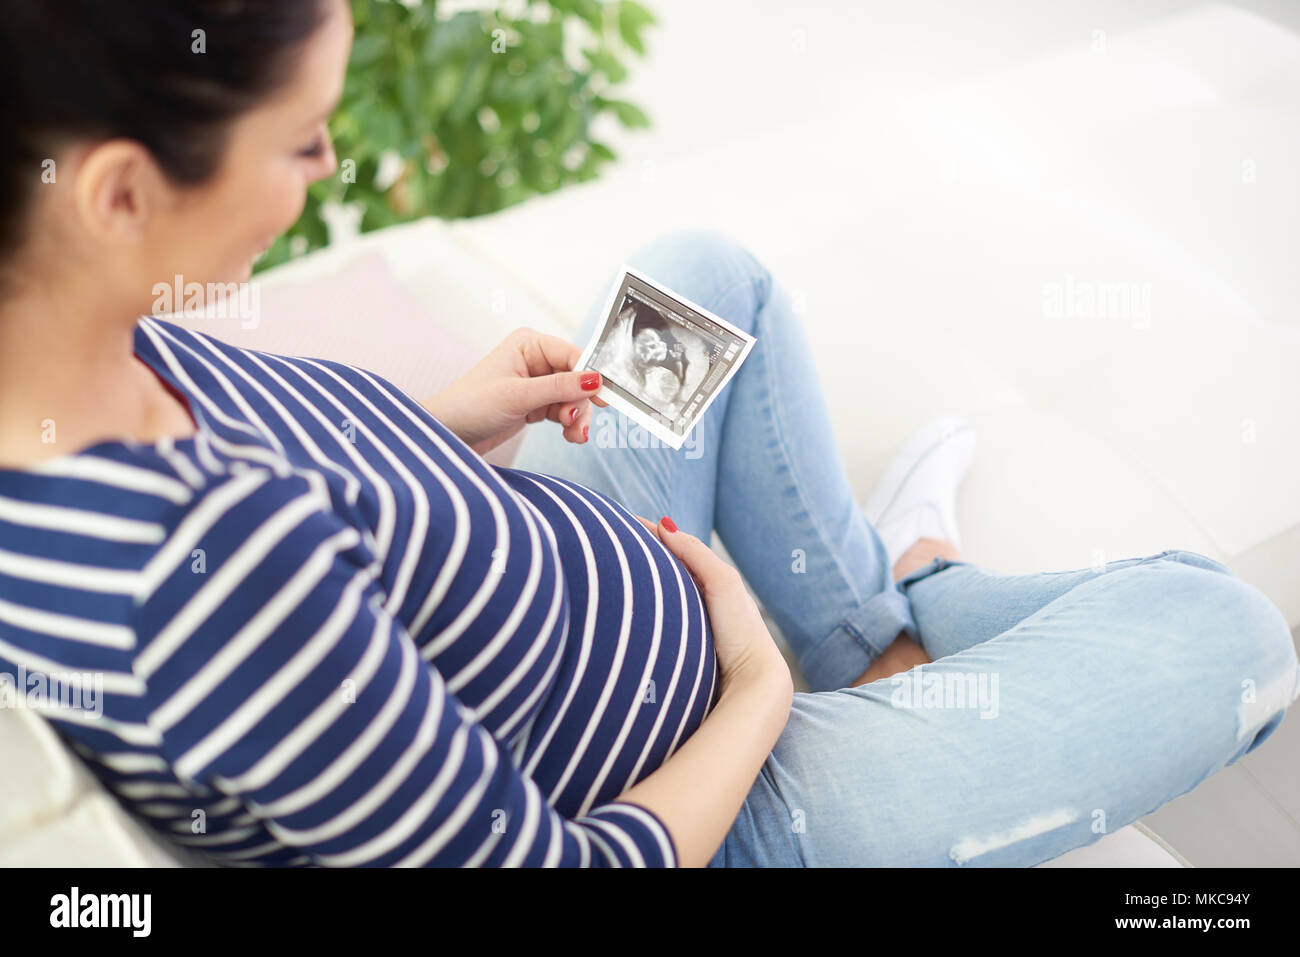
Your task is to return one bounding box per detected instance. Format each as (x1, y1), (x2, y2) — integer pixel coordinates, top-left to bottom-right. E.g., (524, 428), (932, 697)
(618, 516), (794, 866)
(420, 326), (608, 455)
(635, 515), (793, 698)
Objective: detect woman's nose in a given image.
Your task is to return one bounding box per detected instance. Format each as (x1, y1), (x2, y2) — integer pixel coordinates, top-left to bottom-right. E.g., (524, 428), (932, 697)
(313, 137), (339, 184)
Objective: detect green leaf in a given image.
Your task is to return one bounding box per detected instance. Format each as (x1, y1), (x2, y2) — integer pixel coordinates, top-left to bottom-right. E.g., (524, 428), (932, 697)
(605, 98), (651, 128)
(447, 54), (492, 122)
(424, 11), (483, 60)
(349, 32), (389, 68)
(584, 47), (628, 84)
(547, 0), (602, 31)
(428, 60), (465, 115)
(617, 0), (657, 55)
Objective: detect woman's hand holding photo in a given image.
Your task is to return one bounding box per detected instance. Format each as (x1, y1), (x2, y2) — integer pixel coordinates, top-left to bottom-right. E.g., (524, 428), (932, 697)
(420, 326), (608, 455)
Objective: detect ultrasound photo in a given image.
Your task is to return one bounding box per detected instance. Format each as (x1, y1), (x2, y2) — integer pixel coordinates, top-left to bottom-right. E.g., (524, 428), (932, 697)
(576, 267), (757, 449)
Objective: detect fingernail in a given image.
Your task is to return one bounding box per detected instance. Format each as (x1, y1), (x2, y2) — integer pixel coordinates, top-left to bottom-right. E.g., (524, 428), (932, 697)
(582, 424), (589, 442)
(580, 371), (601, 391)
(660, 515), (678, 533)
(569, 407), (578, 424)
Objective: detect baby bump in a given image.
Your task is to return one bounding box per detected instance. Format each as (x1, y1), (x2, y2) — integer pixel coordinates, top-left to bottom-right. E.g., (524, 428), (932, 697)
(498, 469), (718, 818)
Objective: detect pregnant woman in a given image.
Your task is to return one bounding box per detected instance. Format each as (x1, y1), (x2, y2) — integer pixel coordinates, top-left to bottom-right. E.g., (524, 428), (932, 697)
(1, 0), (1296, 868)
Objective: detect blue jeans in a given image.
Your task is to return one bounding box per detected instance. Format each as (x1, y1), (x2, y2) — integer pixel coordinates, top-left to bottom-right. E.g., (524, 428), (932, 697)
(512, 228), (1300, 866)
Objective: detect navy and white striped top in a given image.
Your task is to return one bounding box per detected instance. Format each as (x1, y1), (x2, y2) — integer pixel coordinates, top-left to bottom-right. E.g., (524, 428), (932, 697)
(0, 317), (718, 867)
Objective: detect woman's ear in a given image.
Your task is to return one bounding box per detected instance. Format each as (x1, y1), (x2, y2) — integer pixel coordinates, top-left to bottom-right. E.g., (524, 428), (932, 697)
(71, 139), (167, 247)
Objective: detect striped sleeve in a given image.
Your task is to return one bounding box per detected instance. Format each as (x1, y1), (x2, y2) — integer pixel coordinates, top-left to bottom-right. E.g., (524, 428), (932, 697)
(131, 467), (677, 867)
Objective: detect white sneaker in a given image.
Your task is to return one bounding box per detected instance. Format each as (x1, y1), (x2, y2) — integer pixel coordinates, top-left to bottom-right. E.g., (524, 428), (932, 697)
(862, 416), (976, 570)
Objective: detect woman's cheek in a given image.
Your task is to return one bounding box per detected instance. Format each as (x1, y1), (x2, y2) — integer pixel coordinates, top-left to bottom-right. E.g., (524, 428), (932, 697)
(256, 162), (311, 236)
(273, 180), (309, 235)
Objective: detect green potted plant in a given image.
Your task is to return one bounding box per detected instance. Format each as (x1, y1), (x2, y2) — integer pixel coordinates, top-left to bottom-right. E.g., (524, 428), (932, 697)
(258, 0), (657, 271)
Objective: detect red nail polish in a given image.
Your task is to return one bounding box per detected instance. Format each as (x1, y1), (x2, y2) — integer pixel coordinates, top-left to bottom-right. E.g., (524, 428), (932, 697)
(580, 371), (601, 391)
(582, 424), (589, 442)
(570, 407), (578, 424)
(660, 515), (678, 533)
